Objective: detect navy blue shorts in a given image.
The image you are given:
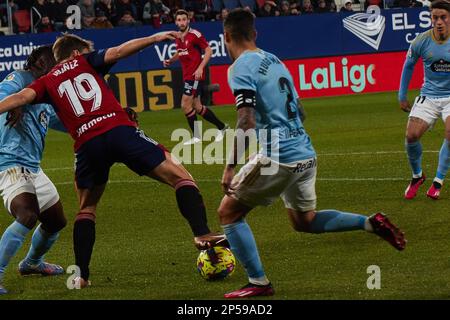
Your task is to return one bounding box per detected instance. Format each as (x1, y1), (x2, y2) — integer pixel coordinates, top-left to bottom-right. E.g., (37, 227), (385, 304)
(75, 126), (167, 189)
(183, 80), (204, 98)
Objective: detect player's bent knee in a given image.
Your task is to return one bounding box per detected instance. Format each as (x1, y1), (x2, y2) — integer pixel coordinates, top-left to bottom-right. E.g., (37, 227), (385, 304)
(15, 210), (39, 229)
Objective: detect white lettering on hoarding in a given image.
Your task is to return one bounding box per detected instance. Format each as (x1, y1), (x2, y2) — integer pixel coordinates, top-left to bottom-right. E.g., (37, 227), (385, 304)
(299, 58), (375, 93)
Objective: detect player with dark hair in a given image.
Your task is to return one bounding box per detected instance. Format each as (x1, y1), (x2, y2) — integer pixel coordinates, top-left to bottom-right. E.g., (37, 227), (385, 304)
(164, 9), (228, 145)
(218, 8), (406, 298)
(0, 32), (227, 289)
(0, 45), (67, 295)
(399, 0), (450, 200)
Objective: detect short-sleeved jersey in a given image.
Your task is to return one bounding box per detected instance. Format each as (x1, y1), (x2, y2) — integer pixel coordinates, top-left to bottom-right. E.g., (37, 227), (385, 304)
(28, 50), (136, 151)
(175, 28), (209, 81)
(399, 30), (450, 100)
(0, 70), (65, 173)
(228, 49), (316, 164)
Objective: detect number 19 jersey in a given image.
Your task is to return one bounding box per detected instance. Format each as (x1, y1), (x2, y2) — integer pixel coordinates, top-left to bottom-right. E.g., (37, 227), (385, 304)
(28, 50), (136, 151)
(228, 49), (315, 163)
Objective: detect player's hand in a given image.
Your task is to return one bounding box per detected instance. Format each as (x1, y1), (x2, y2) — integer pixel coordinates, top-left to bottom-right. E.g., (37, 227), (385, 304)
(125, 107), (139, 126)
(399, 100), (411, 113)
(152, 31), (178, 43)
(193, 67), (203, 81)
(221, 166), (235, 195)
(163, 59), (171, 68)
(5, 108), (23, 128)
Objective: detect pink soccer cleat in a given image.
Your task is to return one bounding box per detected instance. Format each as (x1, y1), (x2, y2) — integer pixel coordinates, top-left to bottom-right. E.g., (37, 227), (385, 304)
(369, 212), (406, 251)
(404, 175), (426, 199)
(426, 182), (442, 200)
(224, 283), (274, 299)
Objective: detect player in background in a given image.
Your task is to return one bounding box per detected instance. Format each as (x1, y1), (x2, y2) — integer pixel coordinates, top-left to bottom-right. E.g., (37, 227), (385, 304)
(218, 9), (406, 298)
(164, 9), (228, 145)
(0, 46), (67, 295)
(399, 0), (450, 200)
(0, 32), (227, 288)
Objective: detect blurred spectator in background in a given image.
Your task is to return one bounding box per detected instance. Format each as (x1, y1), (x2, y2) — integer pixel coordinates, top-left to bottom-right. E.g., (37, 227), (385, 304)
(92, 10), (114, 28)
(118, 10), (142, 26)
(16, 0), (32, 9)
(301, 0), (314, 13)
(316, 0), (329, 12)
(216, 7), (229, 20)
(78, 0), (95, 28)
(116, 0), (138, 22)
(36, 15), (54, 32)
(340, 0), (353, 11)
(280, 0), (291, 15)
(258, 0), (279, 16)
(143, 0), (171, 27)
(49, 0), (69, 31)
(32, 0), (51, 27)
(364, 0), (383, 9)
(95, 0), (118, 25)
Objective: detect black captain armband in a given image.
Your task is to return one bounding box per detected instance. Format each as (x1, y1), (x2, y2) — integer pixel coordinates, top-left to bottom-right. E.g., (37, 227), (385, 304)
(234, 89), (256, 110)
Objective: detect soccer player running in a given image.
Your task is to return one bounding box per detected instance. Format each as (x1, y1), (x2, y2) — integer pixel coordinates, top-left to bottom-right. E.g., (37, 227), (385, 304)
(400, 0), (450, 200)
(218, 9), (406, 298)
(0, 32), (226, 288)
(164, 9), (228, 145)
(0, 46), (67, 295)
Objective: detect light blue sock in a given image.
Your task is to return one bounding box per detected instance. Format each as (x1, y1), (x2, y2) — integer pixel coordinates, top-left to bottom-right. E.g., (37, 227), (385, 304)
(222, 219), (265, 279)
(0, 221), (30, 282)
(24, 224), (59, 265)
(436, 139), (450, 181)
(406, 141), (423, 176)
(310, 209), (367, 233)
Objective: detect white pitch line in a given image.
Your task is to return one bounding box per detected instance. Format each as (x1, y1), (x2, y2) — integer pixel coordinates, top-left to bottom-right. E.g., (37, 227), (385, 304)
(53, 177), (408, 186)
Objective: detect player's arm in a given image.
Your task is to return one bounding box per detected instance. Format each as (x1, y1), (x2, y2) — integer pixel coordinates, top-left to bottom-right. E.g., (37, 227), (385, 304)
(163, 51), (179, 67)
(48, 108), (67, 133)
(222, 89), (257, 195)
(104, 31), (178, 64)
(0, 88), (36, 115)
(193, 34), (212, 80)
(398, 42), (420, 112)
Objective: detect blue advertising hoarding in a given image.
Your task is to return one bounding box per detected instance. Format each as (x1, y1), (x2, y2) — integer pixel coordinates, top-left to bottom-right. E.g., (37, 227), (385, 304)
(0, 7), (433, 80)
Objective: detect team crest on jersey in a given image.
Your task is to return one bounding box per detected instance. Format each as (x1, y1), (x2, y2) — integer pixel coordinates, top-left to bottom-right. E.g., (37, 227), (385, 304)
(5, 74), (15, 81)
(39, 111), (49, 130)
(431, 59), (450, 73)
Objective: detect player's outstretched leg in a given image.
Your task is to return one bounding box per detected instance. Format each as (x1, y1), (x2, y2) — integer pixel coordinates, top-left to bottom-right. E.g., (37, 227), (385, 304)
(288, 209), (406, 251)
(218, 195), (274, 299)
(19, 201), (66, 276)
(0, 193), (40, 294)
(147, 152), (227, 249)
(428, 139), (450, 199)
(404, 117), (429, 199)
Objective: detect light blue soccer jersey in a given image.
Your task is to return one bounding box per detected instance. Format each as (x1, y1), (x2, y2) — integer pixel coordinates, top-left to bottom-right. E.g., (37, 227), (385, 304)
(228, 49), (316, 163)
(0, 70), (65, 173)
(399, 30), (450, 101)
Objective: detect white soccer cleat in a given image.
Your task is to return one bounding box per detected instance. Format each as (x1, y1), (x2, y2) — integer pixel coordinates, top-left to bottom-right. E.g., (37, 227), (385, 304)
(72, 276), (91, 289)
(183, 137), (201, 145)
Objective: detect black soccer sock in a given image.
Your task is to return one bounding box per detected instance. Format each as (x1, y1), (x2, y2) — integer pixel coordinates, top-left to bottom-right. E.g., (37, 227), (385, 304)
(199, 106), (225, 130)
(175, 181), (210, 237)
(73, 214), (96, 281)
(185, 109), (199, 137)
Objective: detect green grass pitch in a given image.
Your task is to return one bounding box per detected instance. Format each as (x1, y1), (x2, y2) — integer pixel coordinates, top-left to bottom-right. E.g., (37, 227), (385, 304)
(1, 90), (450, 300)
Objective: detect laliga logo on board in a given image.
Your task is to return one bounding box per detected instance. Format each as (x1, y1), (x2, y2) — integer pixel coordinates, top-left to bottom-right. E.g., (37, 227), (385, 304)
(343, 6), (386, 50)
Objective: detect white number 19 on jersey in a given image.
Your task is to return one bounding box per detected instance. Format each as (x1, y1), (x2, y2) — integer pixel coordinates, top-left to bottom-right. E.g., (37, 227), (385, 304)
(58, 72), (102, 117)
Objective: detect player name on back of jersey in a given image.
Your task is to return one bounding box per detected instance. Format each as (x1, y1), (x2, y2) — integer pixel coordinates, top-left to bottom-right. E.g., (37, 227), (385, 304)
(52, 60), (79, 77)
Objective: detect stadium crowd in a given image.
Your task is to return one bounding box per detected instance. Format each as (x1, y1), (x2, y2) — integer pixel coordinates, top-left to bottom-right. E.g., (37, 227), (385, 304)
(0, 0), (430, 34)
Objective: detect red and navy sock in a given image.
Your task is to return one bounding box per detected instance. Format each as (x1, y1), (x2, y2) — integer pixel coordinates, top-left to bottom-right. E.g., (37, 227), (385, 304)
(175, 180), (210, 237)
(73, 212), (96, 281)
(199, 106), (225, 130)
(185, 109), (198, 136)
